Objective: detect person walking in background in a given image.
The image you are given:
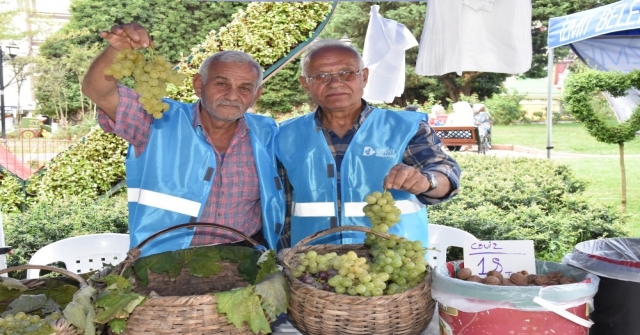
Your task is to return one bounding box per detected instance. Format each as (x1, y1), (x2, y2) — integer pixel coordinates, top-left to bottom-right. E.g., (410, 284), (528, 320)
(81, 22), (284, 256)
(473, 103), (492, 149)
(274, 39), (461, 249)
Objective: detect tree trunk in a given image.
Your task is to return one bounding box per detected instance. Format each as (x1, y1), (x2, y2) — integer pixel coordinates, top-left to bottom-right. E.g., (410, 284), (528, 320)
(441, 73), (460, 102)
(78, 77), (85, 115)
(619, 142), (627, 214)
(460, 72), (482, 96)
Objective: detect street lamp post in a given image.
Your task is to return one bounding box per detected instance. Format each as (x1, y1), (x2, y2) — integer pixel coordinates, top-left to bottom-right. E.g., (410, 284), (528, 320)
(0, 43), (19, 139)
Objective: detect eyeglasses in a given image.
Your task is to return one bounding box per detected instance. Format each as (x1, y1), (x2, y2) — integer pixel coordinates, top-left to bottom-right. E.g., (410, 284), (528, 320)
(305, 69), (363, 85)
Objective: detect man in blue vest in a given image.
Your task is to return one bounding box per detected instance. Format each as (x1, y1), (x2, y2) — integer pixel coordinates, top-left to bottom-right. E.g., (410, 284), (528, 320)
(82, 22), (284, 256)
(274, 40), (461, 248)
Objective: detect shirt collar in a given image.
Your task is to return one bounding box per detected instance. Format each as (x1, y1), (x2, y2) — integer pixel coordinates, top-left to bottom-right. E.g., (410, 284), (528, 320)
(193, 100), (250, 137)
(314, 99), (373, 131)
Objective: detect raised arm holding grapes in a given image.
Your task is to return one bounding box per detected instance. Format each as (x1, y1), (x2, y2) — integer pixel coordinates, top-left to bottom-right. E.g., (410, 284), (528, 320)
(82, 22), (285, 257)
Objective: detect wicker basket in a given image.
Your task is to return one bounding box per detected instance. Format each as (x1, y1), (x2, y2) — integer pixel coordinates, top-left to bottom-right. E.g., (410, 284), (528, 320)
(112, 222), (272, 335)
(0, 264), (87, 335)
(280, 226), (436, 335)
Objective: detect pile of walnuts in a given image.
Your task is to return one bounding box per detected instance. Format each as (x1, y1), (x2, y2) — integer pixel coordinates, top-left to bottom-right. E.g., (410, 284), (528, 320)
(456, 268), (577, 286)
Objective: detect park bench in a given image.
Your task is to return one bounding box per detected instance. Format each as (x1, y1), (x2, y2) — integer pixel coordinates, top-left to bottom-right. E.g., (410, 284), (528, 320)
(432, 126), (487, 154)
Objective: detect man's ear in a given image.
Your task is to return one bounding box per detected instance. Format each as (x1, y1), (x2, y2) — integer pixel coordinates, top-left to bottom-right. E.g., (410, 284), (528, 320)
(193, 74), (203, 98)
(299, 76), (310, 93)
(361, 68), (369, 87)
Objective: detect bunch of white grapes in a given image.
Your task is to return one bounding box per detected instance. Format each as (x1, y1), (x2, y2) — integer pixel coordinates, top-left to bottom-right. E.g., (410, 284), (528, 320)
(292, 190), (428, 296)
(104, 48), (186, 119)
(0, 311), (62, 335)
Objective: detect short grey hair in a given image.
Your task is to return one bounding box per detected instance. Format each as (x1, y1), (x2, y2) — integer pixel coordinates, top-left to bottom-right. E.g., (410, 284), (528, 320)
(198, 50), (264, 88)
(300, 39), (365, 76)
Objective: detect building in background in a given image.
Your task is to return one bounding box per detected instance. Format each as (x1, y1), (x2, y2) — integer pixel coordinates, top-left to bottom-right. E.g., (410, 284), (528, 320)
(1, 0), (71, 123)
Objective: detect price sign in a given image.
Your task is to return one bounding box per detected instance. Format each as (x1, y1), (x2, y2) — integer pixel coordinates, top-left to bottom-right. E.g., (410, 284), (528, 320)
(463, 240), (536, 277)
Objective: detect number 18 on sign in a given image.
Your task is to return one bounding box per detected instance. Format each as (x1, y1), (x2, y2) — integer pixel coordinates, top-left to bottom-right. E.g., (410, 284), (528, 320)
(463, 240), (536, 277)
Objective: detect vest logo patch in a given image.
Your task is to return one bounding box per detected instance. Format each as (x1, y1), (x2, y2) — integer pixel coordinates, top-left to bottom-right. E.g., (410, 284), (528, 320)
(363, 147), (395, 158)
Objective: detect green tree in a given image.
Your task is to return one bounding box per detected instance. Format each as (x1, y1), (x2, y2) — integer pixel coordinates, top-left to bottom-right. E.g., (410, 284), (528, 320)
(527, 0), (619, 78)
(564, 69), (640, 213)
(34, 0), (245, 117)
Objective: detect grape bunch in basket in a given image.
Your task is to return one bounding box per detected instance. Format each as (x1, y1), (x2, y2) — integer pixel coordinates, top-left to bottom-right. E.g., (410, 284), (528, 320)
(291, 190), (428, 296)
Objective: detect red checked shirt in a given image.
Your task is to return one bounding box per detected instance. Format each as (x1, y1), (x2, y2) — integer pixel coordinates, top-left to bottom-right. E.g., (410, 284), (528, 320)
(98, 85), (262, 245)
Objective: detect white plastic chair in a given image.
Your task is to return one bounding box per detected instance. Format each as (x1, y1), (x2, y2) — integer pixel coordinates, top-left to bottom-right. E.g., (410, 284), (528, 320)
(27, 233), (130, 279)
(427, 224), (478, 268)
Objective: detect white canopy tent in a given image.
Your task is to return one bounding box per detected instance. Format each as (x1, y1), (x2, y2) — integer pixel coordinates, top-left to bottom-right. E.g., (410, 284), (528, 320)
(546, 0), (640, 158)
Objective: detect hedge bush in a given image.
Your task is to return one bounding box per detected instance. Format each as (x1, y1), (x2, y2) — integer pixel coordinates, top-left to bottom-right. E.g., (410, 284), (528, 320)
(429, 154), (629, 261)
(4, 192), (129, 276)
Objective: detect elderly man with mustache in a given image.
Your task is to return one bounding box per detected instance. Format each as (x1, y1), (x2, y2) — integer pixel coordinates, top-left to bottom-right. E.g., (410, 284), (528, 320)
(82, 22), (284, 256)
(273, 40), (461, 249)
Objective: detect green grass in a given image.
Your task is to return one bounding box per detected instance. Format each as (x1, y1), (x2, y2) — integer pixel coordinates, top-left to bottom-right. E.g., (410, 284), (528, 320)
(492, 123), (640, 154)
(492, 123), (640, 235)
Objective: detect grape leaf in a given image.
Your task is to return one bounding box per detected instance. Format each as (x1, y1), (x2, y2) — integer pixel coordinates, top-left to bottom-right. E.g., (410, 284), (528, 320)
(255, 250), (278, 283)
(108, 318), (127, 334)
(94, 292), (145, 324)
(1, 294), (48, 316)
(214, 287), (270, 334)
(133, 245), (261, 285)
(0, 277), (28, 291)
(29, 323), (56, 335)
(253, 271), (289, 321)
(94, 274), (131, 291)
(63, 286), (98, 335)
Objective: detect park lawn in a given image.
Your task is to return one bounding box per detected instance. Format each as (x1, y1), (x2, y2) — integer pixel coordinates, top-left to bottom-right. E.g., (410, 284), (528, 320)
(492, 123), (640, 236)
(493, 123), (640, 155)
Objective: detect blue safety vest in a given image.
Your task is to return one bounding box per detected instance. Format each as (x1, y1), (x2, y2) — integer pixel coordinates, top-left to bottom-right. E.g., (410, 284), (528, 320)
(275, 108), (429, 247)
(126, 99), (284, 256)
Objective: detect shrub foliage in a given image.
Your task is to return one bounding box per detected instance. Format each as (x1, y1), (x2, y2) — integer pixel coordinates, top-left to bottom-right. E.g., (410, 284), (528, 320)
(429, 154), (629, 262)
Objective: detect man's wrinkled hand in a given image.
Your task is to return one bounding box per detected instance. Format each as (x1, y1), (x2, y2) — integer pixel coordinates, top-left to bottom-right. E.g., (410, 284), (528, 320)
(99, 22), (154, 51)
(383, 163), (430, 195)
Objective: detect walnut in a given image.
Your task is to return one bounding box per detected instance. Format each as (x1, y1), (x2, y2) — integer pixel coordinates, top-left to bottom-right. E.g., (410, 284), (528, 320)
(547, 271), (564, 281)
(509, 272), (528, 285)
(457, 268), (472, 280)
(548, 280), (559, 285)
(482, 276), (501, 285)
(534, 275), (550, 286)
(527, 274), (537, 284)
(486, 270), (503, 280)
(502, 278), (515, 286)
(519, 270), (529, 276)
(467, 275), (482, 283)
(559, 276), (576, 284)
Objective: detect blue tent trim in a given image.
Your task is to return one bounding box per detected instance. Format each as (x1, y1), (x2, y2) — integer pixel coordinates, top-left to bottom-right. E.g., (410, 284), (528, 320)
(548, 0), (640, 49)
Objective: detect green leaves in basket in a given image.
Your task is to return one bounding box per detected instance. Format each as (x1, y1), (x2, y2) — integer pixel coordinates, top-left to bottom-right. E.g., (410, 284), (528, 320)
(108, 318), (127, 334)
(132, 245), (261, 286)
(2, 294), (50, 316)
(63, 286), (98, 335)
(253, 271), (289, 321)
(214, 270), (288, 334)
(215, 287), (271, 334)
(92, 274), (145, 333)
(0, 277), (28, 292)
(255, 250), (278, 283)
(0, 279), (78, 315)
(94, 293), (145, 324)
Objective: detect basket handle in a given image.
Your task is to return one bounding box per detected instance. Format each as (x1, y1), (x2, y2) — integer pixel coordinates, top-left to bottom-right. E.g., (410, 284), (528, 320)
(0, 265), (88, 287)
(133, 222), (261, 251)
(117, 222), (262, 275)
(293, 226), (389, 248)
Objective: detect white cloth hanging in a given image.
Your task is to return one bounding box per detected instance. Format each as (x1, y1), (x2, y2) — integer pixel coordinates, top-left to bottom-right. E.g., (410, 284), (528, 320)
(362, 5), (418, 103)
(415, 0), (532, 76)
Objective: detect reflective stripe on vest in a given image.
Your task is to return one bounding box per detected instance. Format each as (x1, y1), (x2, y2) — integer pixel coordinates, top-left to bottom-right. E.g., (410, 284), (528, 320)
(293, 199), (424, 218)
(128, 188), (202, 218)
